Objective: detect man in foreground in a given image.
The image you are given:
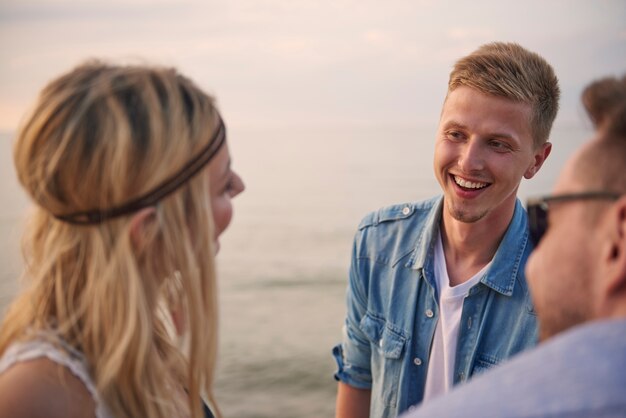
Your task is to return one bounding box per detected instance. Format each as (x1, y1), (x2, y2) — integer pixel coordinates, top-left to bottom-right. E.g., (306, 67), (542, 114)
(333, 42), (559, 418)
(402, 74), (626, 417)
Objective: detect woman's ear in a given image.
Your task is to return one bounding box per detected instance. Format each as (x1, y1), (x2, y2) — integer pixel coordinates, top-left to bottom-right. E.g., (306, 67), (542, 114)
(130, 207), (157, 253)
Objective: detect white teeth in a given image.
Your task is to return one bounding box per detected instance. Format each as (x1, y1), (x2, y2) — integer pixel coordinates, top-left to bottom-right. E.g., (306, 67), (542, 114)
(454, 176), (488, 189)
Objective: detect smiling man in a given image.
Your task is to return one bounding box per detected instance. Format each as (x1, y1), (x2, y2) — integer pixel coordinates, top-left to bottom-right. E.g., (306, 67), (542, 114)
(333, 42), (560, 418)
(400, 74), (626, 418)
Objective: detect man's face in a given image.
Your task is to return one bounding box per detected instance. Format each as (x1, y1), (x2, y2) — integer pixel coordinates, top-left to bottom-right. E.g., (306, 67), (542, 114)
(525, 146), (600, 341)
(434, 86), (548, 225)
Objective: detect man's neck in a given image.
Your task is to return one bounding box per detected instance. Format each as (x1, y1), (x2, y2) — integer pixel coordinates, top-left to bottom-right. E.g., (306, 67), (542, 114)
(440, 204), (515, 287)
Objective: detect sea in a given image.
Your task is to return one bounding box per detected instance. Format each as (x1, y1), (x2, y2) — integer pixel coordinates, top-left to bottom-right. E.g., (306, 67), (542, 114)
(0, 123), (590, 417)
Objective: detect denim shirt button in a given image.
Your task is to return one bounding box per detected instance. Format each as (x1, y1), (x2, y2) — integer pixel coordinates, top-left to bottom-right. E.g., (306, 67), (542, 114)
(402, 206), (410, 215)
(413, 357), (422, 366)
(425, 309), (434, 318)
(379, 339), (383, 347)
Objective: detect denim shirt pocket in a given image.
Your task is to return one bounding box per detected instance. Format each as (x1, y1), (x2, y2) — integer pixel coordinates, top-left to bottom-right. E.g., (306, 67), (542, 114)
(359, 313), (407, 409)
(359, 313), (406, 359)
(471, 353), (501, 376)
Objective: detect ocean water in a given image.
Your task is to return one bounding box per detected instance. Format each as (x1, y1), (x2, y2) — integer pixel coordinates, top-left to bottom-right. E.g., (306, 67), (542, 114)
(0, 123), (590, 417)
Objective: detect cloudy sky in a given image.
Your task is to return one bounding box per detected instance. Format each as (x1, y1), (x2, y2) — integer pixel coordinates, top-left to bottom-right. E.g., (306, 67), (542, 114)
(0, 0), (624, 132)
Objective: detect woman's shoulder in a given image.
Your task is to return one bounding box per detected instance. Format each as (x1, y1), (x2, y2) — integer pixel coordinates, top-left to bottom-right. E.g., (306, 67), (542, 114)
(0, 355), (96, 418)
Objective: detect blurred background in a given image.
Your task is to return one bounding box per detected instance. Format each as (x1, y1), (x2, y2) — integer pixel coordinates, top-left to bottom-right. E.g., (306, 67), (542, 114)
(1, 1), (625, 416)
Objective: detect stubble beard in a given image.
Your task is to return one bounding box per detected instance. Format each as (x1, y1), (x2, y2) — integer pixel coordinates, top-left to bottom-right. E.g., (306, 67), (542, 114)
(537, 286), (592, 342)
(447, 200), (488, 224)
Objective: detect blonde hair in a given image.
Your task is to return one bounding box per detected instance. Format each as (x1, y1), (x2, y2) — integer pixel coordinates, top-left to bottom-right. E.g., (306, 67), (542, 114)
(448, 42), (560, 147)
(0, 61), (222, 418)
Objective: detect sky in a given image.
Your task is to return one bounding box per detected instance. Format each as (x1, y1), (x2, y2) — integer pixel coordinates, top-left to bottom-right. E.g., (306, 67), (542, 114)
(0, 0), (625, 132)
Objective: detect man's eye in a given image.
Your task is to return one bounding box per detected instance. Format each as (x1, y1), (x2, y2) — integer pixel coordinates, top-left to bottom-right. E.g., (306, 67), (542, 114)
(489, 140), (511, 151)
(446, 131), (464, 141)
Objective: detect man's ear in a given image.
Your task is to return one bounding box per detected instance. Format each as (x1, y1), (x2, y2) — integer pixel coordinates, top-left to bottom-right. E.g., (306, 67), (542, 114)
(603, 196), (626, 298)
(130, 207), (157, 253)
(524, 142), (552, 179)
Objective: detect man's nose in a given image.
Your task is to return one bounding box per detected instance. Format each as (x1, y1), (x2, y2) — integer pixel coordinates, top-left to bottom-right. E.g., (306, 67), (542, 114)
(457, 139), (485, 172)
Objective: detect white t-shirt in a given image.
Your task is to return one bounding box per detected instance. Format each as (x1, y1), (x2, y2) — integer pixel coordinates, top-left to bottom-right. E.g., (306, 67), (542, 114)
(422, 232), (491, 402)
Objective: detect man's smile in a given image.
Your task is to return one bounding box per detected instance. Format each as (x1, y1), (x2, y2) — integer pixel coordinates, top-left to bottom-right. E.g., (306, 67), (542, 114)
(452, 174), (490, 190)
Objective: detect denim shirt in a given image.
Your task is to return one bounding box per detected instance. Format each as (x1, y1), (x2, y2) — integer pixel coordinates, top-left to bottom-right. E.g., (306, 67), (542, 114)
(333, 196), (538, 418)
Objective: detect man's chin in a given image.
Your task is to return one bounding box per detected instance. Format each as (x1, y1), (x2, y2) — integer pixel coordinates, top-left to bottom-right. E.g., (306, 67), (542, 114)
(538, 318), (585, 343)
(447, 205), (487, 224)
(538, 324), (560, 343)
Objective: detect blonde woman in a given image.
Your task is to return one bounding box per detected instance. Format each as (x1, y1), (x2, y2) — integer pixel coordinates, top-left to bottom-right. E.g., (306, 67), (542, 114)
(0, 61), (244, 418)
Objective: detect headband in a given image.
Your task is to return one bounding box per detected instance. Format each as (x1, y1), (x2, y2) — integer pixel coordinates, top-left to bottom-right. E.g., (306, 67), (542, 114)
(53, 116), (226, 225)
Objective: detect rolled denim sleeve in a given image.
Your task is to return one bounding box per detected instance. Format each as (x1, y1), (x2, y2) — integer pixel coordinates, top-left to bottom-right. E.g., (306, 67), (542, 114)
(333, 233), (372, 389)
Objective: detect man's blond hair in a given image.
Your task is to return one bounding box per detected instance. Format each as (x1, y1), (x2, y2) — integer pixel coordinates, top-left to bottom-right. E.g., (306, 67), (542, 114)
(449, 42), (560, 147)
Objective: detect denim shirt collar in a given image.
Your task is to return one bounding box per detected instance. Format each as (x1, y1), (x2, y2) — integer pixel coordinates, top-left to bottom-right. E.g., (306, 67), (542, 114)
(409, 196), (530, 297)
(408, 196), (443, 270)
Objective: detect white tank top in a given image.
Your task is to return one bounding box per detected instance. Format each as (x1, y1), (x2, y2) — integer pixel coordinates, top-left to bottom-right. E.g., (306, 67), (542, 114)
(0, 331), (114, 418)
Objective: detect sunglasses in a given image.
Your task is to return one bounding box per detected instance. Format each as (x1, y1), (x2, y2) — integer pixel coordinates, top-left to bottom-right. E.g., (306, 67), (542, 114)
(526, 191), (621, 246)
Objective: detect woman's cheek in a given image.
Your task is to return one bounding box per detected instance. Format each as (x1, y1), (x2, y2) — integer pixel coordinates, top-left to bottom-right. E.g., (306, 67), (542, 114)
(212, 198), (233, 238)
